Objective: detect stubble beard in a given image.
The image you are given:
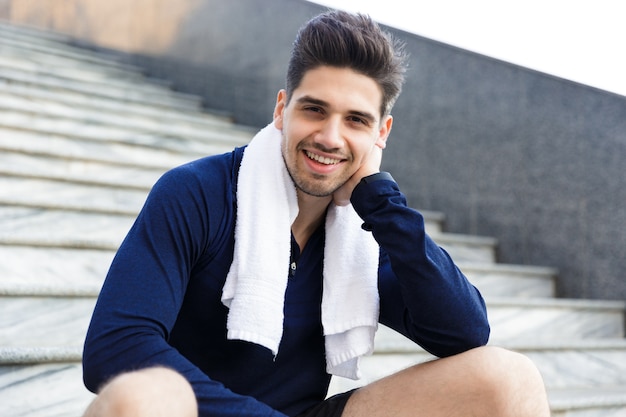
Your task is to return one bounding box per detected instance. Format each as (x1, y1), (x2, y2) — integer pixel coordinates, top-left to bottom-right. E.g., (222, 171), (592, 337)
(281, 141), (347, 198)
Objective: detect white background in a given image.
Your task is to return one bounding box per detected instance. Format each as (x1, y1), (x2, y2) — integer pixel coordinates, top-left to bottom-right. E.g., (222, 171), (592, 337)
(308, 0), (626, 97)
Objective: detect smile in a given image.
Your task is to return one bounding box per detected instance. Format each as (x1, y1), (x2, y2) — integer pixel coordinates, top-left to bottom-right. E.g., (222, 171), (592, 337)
(305, 151), (341, 165)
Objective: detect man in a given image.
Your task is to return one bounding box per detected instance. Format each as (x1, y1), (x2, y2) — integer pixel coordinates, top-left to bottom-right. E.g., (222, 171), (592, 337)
(82, 10), (550, 417)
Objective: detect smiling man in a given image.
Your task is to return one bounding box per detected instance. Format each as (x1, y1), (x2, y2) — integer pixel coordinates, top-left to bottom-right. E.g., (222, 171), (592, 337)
(82, 10), (550, 417)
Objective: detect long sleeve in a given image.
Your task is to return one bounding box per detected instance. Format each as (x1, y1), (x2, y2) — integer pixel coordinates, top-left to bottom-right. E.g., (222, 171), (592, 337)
(82, 151), (288, 417)
(350, 174), (490, 358)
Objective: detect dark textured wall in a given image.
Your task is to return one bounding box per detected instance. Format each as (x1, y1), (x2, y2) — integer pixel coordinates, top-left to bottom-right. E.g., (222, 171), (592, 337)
(3, 0), (625, 301)
(388, 39), (626, 301)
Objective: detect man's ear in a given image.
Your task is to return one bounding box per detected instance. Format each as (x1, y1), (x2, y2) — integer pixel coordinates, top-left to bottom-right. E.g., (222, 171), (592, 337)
(273, 89), (287, 130)
(376, 115), (393, 149)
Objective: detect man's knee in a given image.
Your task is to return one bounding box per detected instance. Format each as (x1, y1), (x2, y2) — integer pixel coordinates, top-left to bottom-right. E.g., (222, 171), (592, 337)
(83, 367), (198, 417)
(468, 346), (544, 386)
(462, 346), (550, 414)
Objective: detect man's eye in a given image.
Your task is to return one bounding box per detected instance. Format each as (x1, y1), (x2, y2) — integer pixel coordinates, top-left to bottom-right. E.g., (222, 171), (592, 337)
(305, 106), (323, 113)
(348, 116), (367, 125)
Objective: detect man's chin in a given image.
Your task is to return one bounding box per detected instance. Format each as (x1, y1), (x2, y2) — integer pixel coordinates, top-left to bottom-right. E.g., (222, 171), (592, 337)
(295, 181), (342, 199)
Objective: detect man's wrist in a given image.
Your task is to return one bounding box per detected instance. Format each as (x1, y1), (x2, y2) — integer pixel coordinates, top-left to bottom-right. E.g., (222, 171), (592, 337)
(359, 171), (395, 185)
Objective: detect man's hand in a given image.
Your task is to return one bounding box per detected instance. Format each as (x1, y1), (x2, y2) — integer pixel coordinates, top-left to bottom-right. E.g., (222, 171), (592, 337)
(333, 144), (383, 206)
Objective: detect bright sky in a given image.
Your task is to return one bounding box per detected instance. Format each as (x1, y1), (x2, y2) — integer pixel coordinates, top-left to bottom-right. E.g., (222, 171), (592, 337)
(309, 0), (626, 97)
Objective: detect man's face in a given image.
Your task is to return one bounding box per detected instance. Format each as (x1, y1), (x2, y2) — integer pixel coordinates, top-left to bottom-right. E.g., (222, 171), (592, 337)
(273, 66), (391, 198)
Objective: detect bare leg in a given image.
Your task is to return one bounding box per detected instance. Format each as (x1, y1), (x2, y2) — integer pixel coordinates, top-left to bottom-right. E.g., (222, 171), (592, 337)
(83, 367), (198, 417)
(343, 346), (550, 417)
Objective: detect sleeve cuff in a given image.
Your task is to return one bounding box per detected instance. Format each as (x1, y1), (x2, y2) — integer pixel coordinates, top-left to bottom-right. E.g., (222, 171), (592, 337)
(359, 171), (395, 185)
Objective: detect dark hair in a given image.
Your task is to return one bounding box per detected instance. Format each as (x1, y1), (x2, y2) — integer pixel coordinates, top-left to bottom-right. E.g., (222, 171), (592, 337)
(286, 10), (408, 117)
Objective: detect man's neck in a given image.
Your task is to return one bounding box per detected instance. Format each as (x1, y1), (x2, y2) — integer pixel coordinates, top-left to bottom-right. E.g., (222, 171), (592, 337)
(291, 190), (332, 250)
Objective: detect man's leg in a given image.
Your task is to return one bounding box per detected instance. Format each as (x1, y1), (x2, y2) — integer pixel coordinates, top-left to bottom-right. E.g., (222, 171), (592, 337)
(343, 346), (550, 417)
(83, 367), (198, 417)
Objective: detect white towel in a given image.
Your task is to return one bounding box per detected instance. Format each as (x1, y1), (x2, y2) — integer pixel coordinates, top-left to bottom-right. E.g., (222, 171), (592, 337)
(222, 122), (380, 380)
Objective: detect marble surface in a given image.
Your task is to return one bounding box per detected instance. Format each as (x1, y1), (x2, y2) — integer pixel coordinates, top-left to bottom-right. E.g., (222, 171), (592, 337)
(0, 24), (140, 71)
(0, 61), (201, 110)
(430, 232), (497, 263)
(487, 297), (626, 341)
(0, 45), (145, 82)
(0, 246), (112, 295)
(0, 362), (94, 417)
(0, 296), (94, 346)
(0, 176), (148, 214)
(550, 388), (626, 417)
(0, 108), (237, 156)
(0, 150), (167, 189)
(0, 127), (203, 173)
(0, 51), (165, 93)
(0, 77), (244, 131)
(0, 206), (133, 249)
(525, 345), (626, 389)
(460, 262), (556, 298)
(0, 90), (253, 146)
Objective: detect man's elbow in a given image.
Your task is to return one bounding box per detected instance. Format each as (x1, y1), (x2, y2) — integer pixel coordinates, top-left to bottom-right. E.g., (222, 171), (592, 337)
(423, 319), (490, 358)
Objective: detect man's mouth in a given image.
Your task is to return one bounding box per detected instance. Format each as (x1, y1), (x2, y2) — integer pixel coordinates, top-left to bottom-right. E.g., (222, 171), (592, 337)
(305, 151), (341, 165)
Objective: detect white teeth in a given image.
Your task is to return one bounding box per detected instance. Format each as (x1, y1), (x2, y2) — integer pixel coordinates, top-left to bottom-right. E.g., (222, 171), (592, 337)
(306, 151), (340, 165)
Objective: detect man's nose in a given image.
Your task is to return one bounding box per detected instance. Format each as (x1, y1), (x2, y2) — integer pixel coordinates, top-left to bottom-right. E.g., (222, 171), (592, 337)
(314, 118), (343, 150)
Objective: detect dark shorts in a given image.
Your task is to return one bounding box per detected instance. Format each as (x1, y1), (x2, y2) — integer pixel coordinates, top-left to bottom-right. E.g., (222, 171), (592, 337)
(296, 389), (357, 417)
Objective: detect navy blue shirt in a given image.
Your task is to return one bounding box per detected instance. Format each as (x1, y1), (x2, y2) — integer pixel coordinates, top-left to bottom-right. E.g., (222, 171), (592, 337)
(83, 146), (489, 417)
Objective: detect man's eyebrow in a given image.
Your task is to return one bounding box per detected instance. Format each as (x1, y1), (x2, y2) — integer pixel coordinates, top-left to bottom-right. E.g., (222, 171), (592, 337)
(295, 96), (328, 107)
(295, 95), (378, 124)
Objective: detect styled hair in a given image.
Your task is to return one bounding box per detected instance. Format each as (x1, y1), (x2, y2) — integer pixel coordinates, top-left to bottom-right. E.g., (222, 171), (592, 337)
(286, 10), (408, 117)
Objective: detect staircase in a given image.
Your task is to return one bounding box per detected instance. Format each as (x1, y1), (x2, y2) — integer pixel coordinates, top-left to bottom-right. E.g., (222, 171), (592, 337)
(0, 21), (625, 417)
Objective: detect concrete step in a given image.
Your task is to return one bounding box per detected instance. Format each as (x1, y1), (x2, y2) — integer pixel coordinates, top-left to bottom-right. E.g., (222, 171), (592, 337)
(368, 330), (626, 388)
(0, 206), (134, 250)
(0, 65), (201, 111)
(0, 347), (93, 417)
(0, 77), (239, 129)
(430, 232), (497, 263)
(0, 112), (250, 155)
(459, 262), (557, 298)
(487, 297), (626, 341)
(0, 246), (111, 296)
(0, 28), (183, 96)
(0, 22), (142, 74)
(372, 297), (625, 346)
(0, 151), (169, 190)
(0, 177), (149, 215)
(0, 91), (254, 145)
(0, 128), (211, 173)
(549, 387), (626, 417)
(0, 19), (83, 42)
(0, 45), (147, 83)
(0, 295), (94, 347)
(0, 48), (166, 91)
(0, 82), (241, 130)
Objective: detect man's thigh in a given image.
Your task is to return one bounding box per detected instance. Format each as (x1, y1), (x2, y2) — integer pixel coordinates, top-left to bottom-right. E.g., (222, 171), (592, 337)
(341, 346), (550, 417)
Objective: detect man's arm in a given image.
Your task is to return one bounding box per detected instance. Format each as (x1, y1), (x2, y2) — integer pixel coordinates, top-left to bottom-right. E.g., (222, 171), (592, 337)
(82, 158), (287, 417)
(350, 174), (490, 357)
